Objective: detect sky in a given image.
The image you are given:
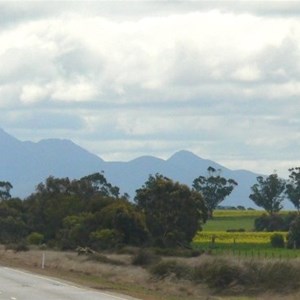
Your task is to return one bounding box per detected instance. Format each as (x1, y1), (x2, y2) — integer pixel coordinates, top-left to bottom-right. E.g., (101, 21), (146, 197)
(1, 0), (300, 178)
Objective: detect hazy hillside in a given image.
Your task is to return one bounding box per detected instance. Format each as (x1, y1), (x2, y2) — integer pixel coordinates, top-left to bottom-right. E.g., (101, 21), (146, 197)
(0, 129), (104, 196)
(0, 128), (269, 208)
(102, 150), (259, 208)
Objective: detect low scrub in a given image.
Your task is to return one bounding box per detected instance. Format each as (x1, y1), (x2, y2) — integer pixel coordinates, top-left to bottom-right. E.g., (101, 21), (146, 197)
(131, 249), (160, 266)
(149, 260), (192, 280)
(85, 253), (125, 265)
(270, 233), (285, 248)
(193, 257), (246, 290)
(153, 247), (203, 257)
(5, 242), (29, 252)
(149, 255), (300, 294)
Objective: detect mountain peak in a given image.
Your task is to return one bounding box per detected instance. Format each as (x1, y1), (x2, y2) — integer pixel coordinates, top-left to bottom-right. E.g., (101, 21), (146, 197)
(0, 128), (22, 146)
(168, 150), (201, 162)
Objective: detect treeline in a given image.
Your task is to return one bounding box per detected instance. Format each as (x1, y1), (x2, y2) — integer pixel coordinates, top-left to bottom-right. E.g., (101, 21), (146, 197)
(1, 165), (300, 250)
(0, 173), (209, 250)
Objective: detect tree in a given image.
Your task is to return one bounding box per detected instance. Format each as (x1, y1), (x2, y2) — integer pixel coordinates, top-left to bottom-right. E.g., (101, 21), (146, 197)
(135, 174), (207, 247)
(286, 167), (300, 212)
(77, 172), (120, 199)
(192, 167), (237, 217)
(98, 200), (148, 246)
(287, 216), (300, 249)
(249, 173), (286, 215)
(0, 181), (13, 201)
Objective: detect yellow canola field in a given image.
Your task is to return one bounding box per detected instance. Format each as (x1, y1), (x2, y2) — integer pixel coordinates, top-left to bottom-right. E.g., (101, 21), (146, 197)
(194, 231), (288, 244)
(212, 210), (292, 218)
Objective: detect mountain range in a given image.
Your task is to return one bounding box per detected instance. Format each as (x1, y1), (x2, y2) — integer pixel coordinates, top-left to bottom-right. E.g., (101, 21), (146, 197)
(0, 128), (280, 208)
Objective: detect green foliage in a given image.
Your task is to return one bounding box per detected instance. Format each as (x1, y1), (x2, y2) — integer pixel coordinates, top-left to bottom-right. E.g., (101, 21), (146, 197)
(270, 233), (285, 248)
(193, 166), (237, 216)
(0, 181), (13, 201)
(286, 167), (300, 211)
(249, 174), (286, 214)
(287, 216), (300, 249)
(27, 232), (44, 245)
(254, 213), (287, 232)
(60, 213), (94, 249)
(90, 229), (121, 250)
(135, 174), (207, 247)
(98, 200), (148, 246)
(0, 216), (28, 243)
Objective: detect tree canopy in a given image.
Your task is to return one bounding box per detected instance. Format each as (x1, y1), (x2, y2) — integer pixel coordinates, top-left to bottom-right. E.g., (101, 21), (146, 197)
(286, 167), (300, 212)
(192, 167), (237, 217)
(0, 181), (13, 201)
(135, 174), (208, 247)
(249, 174), (286, 214)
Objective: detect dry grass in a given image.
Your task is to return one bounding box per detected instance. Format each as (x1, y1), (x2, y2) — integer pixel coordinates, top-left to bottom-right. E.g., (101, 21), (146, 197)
(0, 245), (300, 300)
(0, 245), (209, 300)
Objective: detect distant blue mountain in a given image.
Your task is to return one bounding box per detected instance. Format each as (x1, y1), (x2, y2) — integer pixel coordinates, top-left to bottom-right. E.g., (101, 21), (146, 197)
(0, 128), (278, 208)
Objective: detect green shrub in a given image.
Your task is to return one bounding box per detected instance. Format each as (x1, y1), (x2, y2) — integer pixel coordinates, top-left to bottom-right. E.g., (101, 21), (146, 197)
(89, 229), (122, 250)
(287, 216), (300, 249)
(270, 233), (285, 248)
(27, 232), (44, 245)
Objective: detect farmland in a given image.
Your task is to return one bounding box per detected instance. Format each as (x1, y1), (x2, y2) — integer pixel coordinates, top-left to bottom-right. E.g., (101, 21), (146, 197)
(193, 210), (300, 258)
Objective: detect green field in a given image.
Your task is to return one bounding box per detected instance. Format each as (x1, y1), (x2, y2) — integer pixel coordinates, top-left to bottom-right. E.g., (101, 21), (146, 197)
(202, 210), (263, 231)
(203, 216), (256, 231)
(195, 210), (299, 258)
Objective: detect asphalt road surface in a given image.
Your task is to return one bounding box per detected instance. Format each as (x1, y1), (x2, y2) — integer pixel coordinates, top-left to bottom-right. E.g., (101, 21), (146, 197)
(0, 266), (139, 300)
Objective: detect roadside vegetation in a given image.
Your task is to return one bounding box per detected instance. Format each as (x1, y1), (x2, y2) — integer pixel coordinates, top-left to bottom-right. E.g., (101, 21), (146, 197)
(1, 166), (300, 299)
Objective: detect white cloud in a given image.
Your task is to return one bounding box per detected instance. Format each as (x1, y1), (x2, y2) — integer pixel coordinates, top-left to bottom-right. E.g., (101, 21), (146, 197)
(50, 78), (99, 102)
(1, 3), (300, 177)
(20, 84), (48, 104)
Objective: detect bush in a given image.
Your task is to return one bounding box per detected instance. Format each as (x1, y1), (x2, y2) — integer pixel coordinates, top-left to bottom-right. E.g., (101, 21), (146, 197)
(89, 229), (122, 250)
(86, 253), (124, 265)
(193, 258), (245, 289)
(245, 260), (300, 292)
(5, 241), (29, 252)
(149, 260), (191, 279)
(254, 214), (288, 232)
(287, 216), (300, 249)
(270, 233), (285, 248)
(27, 232), (44, 245)
(153, 247), (203, 257)
(131, 249), (160, 266)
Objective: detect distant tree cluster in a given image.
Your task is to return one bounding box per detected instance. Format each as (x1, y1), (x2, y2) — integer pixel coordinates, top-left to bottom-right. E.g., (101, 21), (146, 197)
(0, 173), (208, 249)
(249, 168), (300, 214)
(1, 165), (300, 250)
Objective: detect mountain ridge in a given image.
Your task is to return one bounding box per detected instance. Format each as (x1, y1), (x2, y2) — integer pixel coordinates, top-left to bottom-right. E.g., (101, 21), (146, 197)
(0, 128), (267, 208)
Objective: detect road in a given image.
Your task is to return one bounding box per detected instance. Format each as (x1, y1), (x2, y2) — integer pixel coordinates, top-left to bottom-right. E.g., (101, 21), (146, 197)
(0, 266), (139, 300)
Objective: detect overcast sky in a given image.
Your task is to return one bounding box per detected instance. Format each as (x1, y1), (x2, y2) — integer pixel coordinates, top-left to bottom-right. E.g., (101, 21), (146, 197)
(1, 0), (300, 177)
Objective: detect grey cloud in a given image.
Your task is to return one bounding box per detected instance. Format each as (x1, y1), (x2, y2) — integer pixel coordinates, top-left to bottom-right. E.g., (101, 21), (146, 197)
(255, 37), (300, 83)
(7, 111), (85, 130)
